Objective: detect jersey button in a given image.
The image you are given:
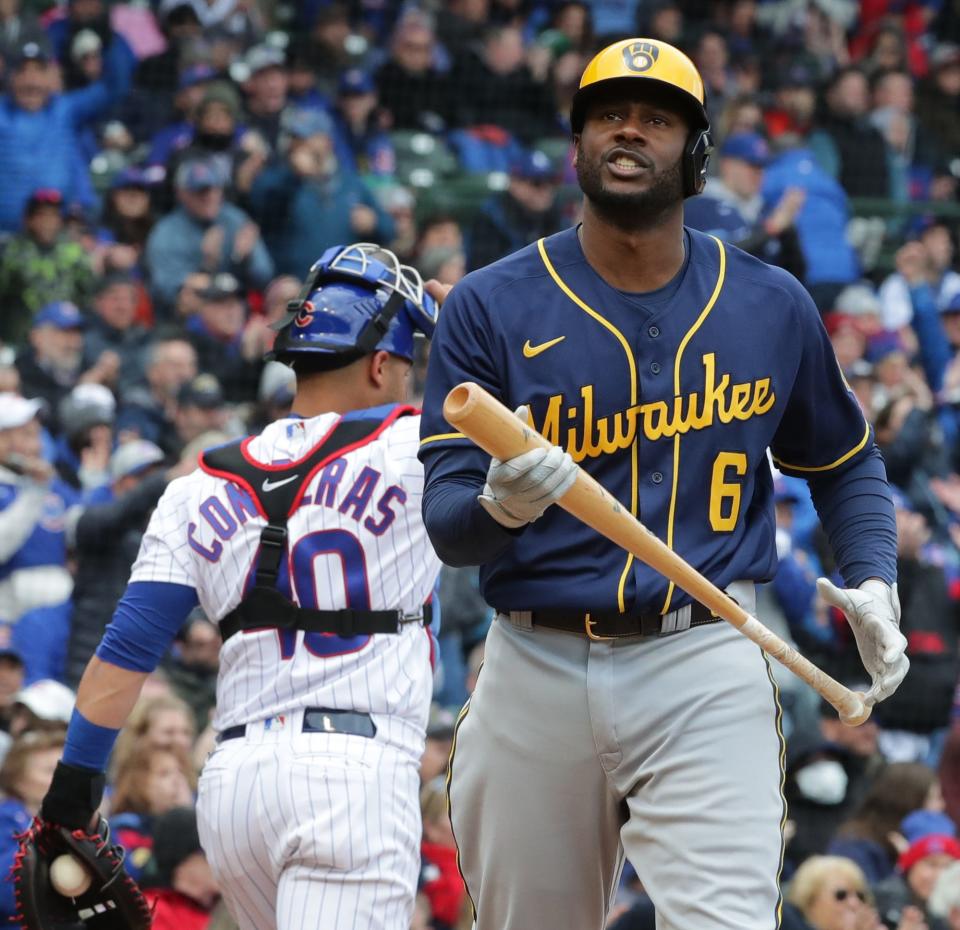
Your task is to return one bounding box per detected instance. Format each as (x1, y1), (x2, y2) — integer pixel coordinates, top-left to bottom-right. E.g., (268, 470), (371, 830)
(650, 362), (661, 374)
(648, 325), (660, 338)
(652, 471), (664, 484)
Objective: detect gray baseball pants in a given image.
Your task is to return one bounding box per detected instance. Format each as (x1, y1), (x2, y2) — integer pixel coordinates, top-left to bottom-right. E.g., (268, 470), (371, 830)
(447, 596), (786, 930)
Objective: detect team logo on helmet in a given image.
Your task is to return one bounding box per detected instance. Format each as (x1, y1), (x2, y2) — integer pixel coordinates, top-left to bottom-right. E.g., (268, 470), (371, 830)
(622, 41), (659, 73)
(293, 301), (315, 328)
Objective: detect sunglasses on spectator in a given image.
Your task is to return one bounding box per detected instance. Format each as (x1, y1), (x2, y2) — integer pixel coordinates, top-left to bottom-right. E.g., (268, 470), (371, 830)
(833, 889), (867, 903)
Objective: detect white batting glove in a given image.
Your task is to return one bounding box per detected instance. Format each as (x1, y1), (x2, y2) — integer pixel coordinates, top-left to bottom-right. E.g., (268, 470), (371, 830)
(478, 407), (577, 529)
(817, 577), (909, 706)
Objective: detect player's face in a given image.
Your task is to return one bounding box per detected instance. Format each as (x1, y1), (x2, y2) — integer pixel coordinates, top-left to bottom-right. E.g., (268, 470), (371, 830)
(575, 87), (688, 227)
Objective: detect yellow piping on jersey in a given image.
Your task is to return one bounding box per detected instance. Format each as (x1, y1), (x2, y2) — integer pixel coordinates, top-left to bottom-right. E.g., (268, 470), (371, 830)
(420, 431), (467, 446)
(446, 696), (477, 922)
(660, 236), (726, 615)
(537, 237), (637, 613)
(763, 654), (788, 930)
(771, 422), (870, 473)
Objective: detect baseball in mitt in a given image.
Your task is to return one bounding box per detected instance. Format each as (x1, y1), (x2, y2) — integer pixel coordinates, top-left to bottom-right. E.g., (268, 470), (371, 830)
(12, 811), (152, 929)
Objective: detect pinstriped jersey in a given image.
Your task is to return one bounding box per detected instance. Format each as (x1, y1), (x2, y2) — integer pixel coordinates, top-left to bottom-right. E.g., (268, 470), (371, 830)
(130, 408), (441, 732)
(419, 226), (889, 615)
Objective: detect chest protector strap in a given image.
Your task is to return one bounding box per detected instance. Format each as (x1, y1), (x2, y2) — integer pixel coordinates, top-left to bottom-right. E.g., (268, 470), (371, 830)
(199, 406), (431, 642)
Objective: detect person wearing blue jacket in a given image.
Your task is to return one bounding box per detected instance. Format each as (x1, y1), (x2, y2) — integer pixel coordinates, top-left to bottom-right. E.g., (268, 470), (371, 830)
(0, 37), (135, 232)
(761, 140), (860, 312)
(247, 108), (393, 277)
(0, 731), (66, 922)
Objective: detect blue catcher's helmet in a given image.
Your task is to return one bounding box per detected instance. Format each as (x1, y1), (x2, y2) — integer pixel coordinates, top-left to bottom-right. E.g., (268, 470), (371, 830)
(269, 242), (439, 367)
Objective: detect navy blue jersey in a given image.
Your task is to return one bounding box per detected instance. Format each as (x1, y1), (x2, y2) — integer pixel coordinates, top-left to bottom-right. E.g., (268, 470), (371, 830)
(419, 226), (889, 614)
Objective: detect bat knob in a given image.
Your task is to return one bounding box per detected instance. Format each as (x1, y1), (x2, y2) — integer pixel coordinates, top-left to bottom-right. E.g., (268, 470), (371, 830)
(839, 692), (871, 727)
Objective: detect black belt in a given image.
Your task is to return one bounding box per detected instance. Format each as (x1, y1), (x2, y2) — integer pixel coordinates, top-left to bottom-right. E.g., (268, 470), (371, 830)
(501, 601), (723, 640)
(217, 708), (377, 743)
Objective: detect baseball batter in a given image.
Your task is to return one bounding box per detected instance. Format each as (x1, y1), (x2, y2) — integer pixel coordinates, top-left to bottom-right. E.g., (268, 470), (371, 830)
(418, 40), (909, 930)
(35, 244), (442, 930)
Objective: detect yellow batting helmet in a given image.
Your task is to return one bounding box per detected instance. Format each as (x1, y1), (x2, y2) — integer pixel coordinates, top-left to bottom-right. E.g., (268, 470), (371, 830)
(570, 38), (713, 197)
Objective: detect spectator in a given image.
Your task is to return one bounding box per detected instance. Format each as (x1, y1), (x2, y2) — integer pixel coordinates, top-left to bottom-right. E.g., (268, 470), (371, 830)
(247, 108), (393, 277)
(420, 777), (467, 930)
(83, 272), (151, 391)
(145, 63), (219, 171)
(915, 44), (960, 169)
(172, 373), (229, 455)
(65, 439), (184, 689)
(0, 394), (77, 682)
(881, 224), (960, 334)
(97, 167), (158, 273)
(7, 680), (74, 738)
(829, 763), (941, 885)
(110, 693), (196, 781)
(130, 0), (203, 137)
(15, 302), (109, 428)
(871, 495), (960, 750)
(0, 647), (25, 737)
(330, 68), (395, 178)
(468, 149), (564, 271)
(0, 188), (95, 347)
(449, 24), (554, 143)
(809, 66), (891, 198)
(784, 855), (874, 930)
(183, 272), (262, 402)
(420, 705), (455, 784)
(376, 10), (452, 132)
(436, 0), (487, 59)
(239, 43), (292, 156)
(761, 137), (860, 311)
(284, 35), (327, 113)
(0, 0), (46, 69)
(684, 131), (806, 280)
(693, 29), (740, 125)
(118, 336), (197, 453)
(247, 360), (295, 433)
(142, 806), (221, 930)
(109, 742), (196, 882)
(144, 157), (274, 315)
(0, 730), (65, 921)
(0, 37), (135, 232)
(53, 382), (115, 498)
(764, 64), (818, 141)
(160, 611), (219, 736)
(874, 811), (960, 930)
(152, 81), (246, 216)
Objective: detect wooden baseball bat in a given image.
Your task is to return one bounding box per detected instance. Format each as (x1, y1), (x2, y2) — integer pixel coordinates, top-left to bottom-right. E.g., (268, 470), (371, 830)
(443, 381), (871, 727)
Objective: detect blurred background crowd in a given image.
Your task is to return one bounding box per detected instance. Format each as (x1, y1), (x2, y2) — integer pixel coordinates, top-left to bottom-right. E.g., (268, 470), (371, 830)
(0, 0), (959, 928)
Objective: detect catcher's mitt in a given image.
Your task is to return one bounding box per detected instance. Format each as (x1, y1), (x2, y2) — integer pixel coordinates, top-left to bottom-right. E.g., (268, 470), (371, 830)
(12, 815), (152, 930)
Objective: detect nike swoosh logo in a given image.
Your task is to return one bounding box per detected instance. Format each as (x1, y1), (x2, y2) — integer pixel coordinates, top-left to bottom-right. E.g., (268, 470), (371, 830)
(262, 474), (300, 492)
(522, 336), (566, 358)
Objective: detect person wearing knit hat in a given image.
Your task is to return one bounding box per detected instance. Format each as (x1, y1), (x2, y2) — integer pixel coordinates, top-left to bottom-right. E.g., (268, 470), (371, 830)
(873, 809), (960, 928)
(141, 805), (220, 930)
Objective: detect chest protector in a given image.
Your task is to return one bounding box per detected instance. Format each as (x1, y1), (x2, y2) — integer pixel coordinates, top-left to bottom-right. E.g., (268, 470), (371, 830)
(199, 405), (431, 642)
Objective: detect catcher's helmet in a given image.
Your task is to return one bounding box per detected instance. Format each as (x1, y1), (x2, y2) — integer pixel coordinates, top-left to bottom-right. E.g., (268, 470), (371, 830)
(269, 242), (439, 367)
(570, 38), (713, 198)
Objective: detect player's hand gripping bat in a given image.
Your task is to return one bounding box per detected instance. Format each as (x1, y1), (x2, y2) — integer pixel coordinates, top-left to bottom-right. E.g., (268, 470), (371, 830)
(443, 381), (871, 726)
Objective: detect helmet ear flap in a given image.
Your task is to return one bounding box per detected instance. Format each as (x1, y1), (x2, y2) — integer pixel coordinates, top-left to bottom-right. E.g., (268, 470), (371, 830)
(684, 128), (713, 198)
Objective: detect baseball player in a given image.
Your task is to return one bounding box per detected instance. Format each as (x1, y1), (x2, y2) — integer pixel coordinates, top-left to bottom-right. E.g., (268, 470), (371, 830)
(418, 40), (909, 930)
(34, 243), (442, 930)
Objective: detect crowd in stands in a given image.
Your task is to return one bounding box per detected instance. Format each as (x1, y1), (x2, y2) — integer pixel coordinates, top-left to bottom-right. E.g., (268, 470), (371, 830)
(0, 0), (958, 928)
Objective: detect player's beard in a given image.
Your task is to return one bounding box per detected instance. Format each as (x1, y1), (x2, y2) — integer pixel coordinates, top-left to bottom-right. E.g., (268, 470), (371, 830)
(576, 140), (684, 231)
